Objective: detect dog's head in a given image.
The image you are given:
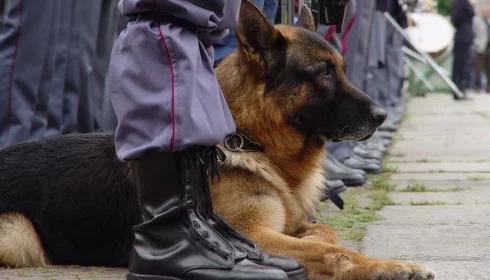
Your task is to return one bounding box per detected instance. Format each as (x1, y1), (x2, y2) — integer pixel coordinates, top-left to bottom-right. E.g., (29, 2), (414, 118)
(222, 1), (386, 144)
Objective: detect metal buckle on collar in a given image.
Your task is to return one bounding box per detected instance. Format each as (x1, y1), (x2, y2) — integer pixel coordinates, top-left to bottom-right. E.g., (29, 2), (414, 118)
(223, 130), (264, 153)
(224, 133), (245, 152)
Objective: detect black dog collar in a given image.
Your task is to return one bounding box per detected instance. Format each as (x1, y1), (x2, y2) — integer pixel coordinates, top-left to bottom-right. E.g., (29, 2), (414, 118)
(223, 130), (264, 153)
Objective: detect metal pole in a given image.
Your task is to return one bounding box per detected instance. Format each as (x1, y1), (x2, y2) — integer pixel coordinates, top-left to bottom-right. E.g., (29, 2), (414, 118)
(384, 12), (465, 98)
(404, 57), (436, 92)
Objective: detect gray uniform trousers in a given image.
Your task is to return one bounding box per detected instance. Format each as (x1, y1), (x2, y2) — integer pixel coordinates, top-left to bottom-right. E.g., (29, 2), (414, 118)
(0, 0), (120, 149)
(365, 11), (387, 106)
(110, 0), (239, 160)
(328, 0), (376, 160)
(384, 24), (404, 110)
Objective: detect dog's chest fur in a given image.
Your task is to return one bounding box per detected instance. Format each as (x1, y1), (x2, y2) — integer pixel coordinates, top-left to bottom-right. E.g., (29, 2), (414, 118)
(217, 149), (325, 234)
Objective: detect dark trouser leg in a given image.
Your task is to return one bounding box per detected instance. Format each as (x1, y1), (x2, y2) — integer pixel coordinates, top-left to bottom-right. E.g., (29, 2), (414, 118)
(473, 53), (485, 91)
(452, 41), (472, 93)
(484, 49), (490, 92)
(96, 0), (124, 132)
(0, 0), (57, 148)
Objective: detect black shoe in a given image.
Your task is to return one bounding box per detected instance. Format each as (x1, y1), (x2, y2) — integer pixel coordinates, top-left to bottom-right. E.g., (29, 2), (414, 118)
(453, 94), (472, 101)
(353, 145), (383, 161)
(195, 148), (307, 280)
(326, 179), (347, 193)
(324, 154), (367, 186)
(376, 130), (394, 140)
(379, 121), (398, 132)
(341, 155), (381, 174)
(127, 149), (288, 280)
(321, 180), (346, 209)
(361, 134), (388, 151)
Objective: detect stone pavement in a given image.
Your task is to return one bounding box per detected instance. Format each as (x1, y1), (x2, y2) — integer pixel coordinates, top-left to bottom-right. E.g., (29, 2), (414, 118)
(361, 94), (490, 280)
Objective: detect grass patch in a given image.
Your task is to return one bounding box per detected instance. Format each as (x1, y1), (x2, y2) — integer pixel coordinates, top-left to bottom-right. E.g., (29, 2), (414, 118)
(381, 164), (399, 174)
(370, 177), (396, 192)
(319, 192), (382, 241)
(368, 190), (395, 211)
(467, 175), (486, 181)
(401, 183), (429, 192)
(318, 174), (397, 241)
(409, 200), (447, 206)
(389, 152), (405, 158)
(400, 183), (464, 192)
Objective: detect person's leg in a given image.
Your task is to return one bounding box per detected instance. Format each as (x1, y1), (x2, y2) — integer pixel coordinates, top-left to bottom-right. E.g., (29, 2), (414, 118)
(462, 44), (474, 91)
(0, 0), (57, 148)
(44, 0), (72, 137)
(474, 53), (484, 91)
(96, 0), (122, 132)
(29, 0), (62, 140)
(453, 41), (468, 93)
(485, 48), (490, 92)
(214, 0), (276, 63)
(263, 0), (279, 22)
(75, 0), (103, 133)
(0, 0), (5, 27)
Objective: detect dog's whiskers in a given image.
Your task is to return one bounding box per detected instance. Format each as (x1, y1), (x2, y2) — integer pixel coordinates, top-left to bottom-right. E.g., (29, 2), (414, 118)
(338, 125), (349, 138)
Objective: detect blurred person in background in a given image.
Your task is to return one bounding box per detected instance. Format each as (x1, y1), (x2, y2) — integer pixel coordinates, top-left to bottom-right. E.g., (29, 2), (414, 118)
(451, 0), (475, 100)
(483, 4), (490, 93)
(0, 0), (122, 149)
(471, 4), (488, 92)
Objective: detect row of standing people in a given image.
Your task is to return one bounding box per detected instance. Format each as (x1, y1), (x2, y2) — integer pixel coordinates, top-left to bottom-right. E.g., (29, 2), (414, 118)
(0, 0), (408, 194)
(322, 0), (408, 194)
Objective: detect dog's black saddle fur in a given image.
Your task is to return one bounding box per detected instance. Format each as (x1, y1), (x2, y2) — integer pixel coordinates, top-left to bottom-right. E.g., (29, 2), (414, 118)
(0, 133), (139, 266)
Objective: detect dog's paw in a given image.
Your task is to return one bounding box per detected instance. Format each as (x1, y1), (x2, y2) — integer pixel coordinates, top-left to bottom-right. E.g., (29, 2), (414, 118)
(372, 262), (435, 280)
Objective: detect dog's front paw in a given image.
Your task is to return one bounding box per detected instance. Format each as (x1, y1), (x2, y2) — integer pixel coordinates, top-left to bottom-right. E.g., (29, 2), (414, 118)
(372, 262), (435, 280)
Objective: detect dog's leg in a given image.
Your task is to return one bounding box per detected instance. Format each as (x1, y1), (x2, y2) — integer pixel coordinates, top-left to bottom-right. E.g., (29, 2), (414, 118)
(294, 223), (337, 244)
(249, 227), (434, 280)
(0, 213), (50, 268)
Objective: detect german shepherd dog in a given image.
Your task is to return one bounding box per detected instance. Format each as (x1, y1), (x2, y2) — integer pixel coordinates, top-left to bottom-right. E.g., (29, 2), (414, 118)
(0, 2), (434, 280)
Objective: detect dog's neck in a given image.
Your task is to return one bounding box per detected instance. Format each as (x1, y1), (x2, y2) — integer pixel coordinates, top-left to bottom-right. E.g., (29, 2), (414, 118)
(216, 52), (326, 189)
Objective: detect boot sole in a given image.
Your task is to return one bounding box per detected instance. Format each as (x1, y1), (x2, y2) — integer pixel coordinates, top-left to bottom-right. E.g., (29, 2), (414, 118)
(342, 178), (367, 187)
(127, 273), (181, 280)
(287, 268), (308, 280)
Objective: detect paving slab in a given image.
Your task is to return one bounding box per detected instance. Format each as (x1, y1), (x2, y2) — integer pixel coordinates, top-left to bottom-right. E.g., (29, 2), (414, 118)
(362, 94), (490, 280)
(389, 190), (490, 205)
(390, 172), (490, 182)
(392, 180), (490, 191)
(0, 267), (125, 280)
(389, 162), (490, 173)
(411, 260), (490, 280)
(362, 224), (490, 261)
(374, 205), (490, 225)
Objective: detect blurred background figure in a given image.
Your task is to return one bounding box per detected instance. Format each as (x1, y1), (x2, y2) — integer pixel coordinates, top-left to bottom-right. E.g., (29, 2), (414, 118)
(0, 0), (123, 149)
(470, 3), (489, 93)
(450, 0), (475, 99)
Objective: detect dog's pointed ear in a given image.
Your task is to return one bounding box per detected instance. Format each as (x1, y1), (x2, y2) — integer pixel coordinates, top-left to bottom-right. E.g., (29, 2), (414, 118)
(236, 0), (285, 57)
(297, 5), (316, 32)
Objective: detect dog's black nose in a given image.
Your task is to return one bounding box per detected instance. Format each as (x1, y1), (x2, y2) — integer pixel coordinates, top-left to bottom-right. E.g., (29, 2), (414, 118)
(370, 106), (387, 127)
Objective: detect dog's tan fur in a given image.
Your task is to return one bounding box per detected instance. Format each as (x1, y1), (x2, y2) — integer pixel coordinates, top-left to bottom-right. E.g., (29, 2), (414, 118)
(0, 2), (433, 279)
(0, 213), (49, 267)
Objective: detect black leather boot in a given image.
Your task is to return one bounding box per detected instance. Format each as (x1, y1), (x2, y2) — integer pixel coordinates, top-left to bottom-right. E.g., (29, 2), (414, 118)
(127, 149), (288, 280)
(195, 148), (307, 280)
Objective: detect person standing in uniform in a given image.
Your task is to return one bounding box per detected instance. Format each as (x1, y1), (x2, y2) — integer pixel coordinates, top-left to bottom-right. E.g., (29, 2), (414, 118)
(451, 0), (475, 100)
(108, 1), (305, 280)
